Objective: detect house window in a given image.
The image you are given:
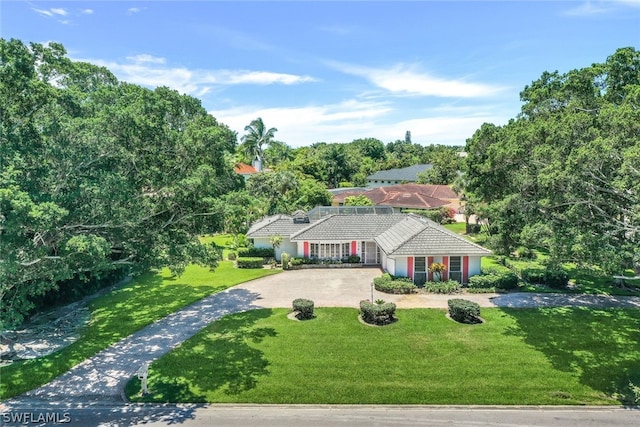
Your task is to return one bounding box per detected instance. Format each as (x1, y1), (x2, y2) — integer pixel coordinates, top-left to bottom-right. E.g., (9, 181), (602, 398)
(314, 243), (349, 259)
(342, 243), (350, 257)
(449, 256), (462, 282)
(310, 243), (319, 258)
(414, 257), (427, 287)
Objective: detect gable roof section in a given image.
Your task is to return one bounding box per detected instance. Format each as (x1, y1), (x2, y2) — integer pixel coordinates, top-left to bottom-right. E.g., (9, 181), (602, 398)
(246, 214), (311, 238)
(366, 164), (432, 182)
(290, 214), (406, 241)
(375, 215), (492, 256)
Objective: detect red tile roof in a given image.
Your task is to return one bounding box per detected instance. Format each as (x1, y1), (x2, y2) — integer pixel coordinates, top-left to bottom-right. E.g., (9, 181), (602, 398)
(234, 163), (258, 174)
(333, 184), (458, 210)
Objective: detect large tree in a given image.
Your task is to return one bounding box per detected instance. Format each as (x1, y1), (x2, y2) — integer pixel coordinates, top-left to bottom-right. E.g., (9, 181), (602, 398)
(463, 47), (640, 272)
(0, 39), (239, 326)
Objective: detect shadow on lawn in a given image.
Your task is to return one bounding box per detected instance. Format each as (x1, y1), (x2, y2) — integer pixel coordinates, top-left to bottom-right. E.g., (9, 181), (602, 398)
(129, 309), (276, 403)
(501, 307), (640, 405)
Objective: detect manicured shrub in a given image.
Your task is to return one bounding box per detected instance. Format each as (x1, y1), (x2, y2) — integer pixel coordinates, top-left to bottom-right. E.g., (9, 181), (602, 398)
(290, 257), (313, 266)
(448, 298), (481, 324)
(359, 300), (397, 325)
(521, 267), (545, 285)
(237, 247), (275, 258)
(227, 251), (237, 261)
(466, 287), (498, 294)
(292, 298), (314, 320)
(373, 273), (392, 286)
(468, 272), (519, 290)
(543, 267), (569, 288)
(342, 254), (361, 263)
(424, 280), (461, 294)
(281, 252), (291, 270)
(236, 257), (264, 269)
(373, 274), (416, 294)
(521, 266), (568, 288)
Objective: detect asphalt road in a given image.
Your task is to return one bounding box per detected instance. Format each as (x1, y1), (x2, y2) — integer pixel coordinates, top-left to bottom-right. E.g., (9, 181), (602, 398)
(1, 402), (639, 427)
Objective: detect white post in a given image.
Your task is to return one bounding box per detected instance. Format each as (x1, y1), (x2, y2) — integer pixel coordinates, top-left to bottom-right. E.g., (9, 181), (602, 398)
(370, 280), (374, 302)
(137, 363), (149, 395)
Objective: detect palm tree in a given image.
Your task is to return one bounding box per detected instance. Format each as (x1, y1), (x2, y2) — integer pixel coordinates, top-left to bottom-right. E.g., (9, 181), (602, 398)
(240, 117), (277, 169)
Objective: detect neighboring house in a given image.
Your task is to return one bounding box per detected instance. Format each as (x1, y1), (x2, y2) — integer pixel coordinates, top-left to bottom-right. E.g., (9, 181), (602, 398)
(247, 208), (491, 285)
(366, 164), (432, 188)
(332, 183), (460, 212)
(234, 163), (258, 181)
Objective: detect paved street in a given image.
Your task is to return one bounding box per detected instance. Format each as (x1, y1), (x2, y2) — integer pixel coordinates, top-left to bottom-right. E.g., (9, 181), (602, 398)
(1, 402), (639, 426)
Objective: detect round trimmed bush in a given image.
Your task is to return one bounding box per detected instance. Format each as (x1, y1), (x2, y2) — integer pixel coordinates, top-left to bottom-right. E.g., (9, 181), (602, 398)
(292, 298), (314, 320)
(448, 298), (481, 324)
(359, 300), (397, 325)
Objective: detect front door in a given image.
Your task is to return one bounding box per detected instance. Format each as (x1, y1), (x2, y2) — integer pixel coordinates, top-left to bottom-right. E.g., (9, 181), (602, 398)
(362, 241), (379, 264)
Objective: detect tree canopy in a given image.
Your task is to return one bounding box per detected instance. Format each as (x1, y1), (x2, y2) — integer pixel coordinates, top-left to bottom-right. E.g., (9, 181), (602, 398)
(0, 39), (240, 326)
(463, 47), (640, 273)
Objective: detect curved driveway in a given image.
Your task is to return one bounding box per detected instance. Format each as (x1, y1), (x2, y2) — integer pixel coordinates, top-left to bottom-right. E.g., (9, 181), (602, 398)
(235, 268), (640, 309)
(4, 268), (639, 409)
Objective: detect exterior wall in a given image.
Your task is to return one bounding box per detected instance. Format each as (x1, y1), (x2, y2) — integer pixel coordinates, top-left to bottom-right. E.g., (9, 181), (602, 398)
(252, 237), (298, 261)
(253, 237), (271, 250)
(278, 240), (298, 261)
(385, 255), (396, 276)
(468, 256), (482, 276)
(384, 254), (486, 285)
(388, 256), (408, 277)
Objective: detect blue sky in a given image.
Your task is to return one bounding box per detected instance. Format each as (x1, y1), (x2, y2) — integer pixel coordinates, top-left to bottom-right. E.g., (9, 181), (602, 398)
(2, 1), (639, 147)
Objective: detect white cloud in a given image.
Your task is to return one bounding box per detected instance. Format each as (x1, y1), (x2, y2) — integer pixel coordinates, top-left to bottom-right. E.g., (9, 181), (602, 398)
(333, 62), (505, 98)
(50, 8), (68, 16)
(564, 0), (640, 16)
(80, 56), (316, 97)
(210, 100), (393, 146)
(127, 7), (145, 15)
(209, 102), (510, 147)
(126, 54), (166, 65)
(225, 71), (315, 85)
(33, 7), (68, 18)
(82, 9), (94, 15)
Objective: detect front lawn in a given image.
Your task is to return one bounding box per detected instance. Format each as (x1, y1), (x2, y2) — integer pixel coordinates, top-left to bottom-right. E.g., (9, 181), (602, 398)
(127, 307), (640, 405)
(0, 261), (280, 399)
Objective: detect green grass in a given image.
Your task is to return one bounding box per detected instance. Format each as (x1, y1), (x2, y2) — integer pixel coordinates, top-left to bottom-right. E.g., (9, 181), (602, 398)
(0, 261), (280, 399)
(443, 222), (467, 234)
(127, 307), (640, 405)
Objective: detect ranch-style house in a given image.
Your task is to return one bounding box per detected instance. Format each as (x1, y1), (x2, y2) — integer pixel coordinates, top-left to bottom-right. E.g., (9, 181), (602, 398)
(246, 207), (491, 285)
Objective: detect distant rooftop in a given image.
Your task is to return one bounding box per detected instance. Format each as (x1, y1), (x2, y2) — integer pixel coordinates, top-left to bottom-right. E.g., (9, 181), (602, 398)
(366, 164), (432, 182)
(307, 205), (395, 221)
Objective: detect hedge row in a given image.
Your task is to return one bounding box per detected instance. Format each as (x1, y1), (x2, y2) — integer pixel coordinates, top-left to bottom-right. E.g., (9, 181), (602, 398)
(238, 247), (275, 258)
(520, 266), (568, 288)
(292, 298), (315, 320)
(373, 273), (416, 294)
(236, 257), (264, 268)
(448, 298), (481, 324)
(423, 280), (461, 294)
(360, 300), (397, 325)
(467, 272), (519, 290)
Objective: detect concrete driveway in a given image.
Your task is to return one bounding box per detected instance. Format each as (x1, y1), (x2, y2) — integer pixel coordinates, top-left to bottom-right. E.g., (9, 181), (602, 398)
(234, 268), (640, 309)
(235, 268), (501, 309)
